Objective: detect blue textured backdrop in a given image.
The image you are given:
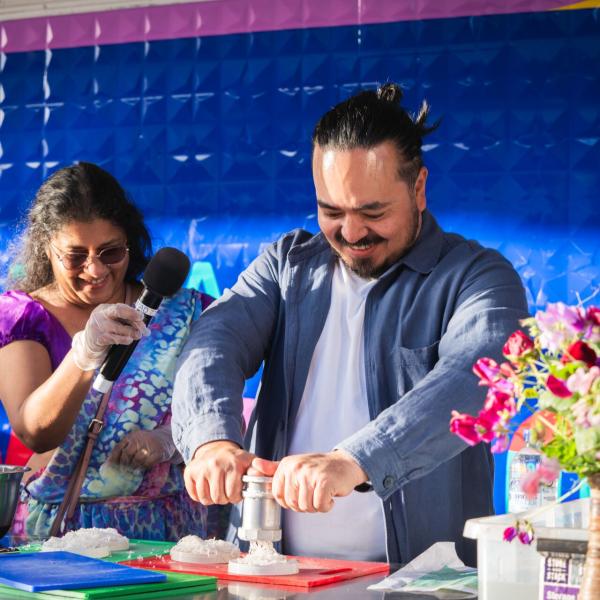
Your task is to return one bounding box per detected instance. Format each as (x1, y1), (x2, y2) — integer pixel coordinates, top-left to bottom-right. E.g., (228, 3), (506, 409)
(0, 9), (599, 510)
(1, 11), (599, 304)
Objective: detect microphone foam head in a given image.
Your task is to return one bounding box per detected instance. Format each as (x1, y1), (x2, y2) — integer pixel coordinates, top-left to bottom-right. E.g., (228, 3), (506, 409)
(143, 247), (191, 297)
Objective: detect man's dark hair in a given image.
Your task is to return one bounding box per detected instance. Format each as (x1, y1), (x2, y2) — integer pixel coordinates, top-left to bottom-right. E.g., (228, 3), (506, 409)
(312, 83), (439, 189)
(10, 161), (152, 292)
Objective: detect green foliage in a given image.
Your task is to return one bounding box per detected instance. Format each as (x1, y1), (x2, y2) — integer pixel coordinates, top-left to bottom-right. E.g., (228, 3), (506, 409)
(543, 436), (598, 478)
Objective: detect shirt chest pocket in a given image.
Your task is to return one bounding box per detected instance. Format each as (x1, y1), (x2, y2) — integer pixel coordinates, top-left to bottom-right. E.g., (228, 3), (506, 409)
(392, 341), (440, 397)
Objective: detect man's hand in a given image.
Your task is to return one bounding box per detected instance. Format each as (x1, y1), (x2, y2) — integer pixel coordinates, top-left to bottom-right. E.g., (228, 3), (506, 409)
(184, 440), (254, 505)
(251, 450), (368, 513)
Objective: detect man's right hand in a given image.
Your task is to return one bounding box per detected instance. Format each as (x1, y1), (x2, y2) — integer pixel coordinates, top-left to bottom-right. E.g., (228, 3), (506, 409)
(183, 440), (254, 505)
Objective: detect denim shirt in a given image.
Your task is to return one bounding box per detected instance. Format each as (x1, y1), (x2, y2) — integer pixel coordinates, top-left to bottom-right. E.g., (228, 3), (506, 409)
(172, 210), (529, 565)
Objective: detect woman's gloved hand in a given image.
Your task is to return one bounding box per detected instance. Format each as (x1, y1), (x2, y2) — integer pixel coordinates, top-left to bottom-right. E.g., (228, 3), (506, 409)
(107, 424), (180, 469)
(71, 303), (149, 371)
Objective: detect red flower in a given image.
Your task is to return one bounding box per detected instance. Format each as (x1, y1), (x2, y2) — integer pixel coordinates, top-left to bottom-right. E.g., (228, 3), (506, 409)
(503, 330), (535, 360)
(483, 389), (516, 417)
(450, 412), (480, 446)
(563, 340), (597, 368)
(475, 410), (497, 443)
(547, 374), (572, 398)
(473, 358), (500, 386)
(587, 306), (600, 326)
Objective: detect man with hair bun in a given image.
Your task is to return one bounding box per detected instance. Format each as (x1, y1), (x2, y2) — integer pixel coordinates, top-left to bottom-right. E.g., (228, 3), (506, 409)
(173, 83), (528, 565)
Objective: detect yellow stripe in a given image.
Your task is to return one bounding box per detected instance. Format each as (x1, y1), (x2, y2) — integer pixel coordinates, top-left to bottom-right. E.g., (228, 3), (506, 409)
(555, 0), (600, 9)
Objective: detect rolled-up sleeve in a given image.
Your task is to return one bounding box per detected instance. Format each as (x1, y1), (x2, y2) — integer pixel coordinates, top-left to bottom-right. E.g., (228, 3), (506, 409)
(172, 242), (283, 464)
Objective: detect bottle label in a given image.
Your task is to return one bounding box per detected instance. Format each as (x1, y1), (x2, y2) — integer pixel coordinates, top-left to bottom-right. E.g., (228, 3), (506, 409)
(507, 451), (558, 513)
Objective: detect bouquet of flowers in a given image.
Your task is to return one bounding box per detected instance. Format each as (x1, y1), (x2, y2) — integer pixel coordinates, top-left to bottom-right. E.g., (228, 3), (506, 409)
(450, 302), (600, 544)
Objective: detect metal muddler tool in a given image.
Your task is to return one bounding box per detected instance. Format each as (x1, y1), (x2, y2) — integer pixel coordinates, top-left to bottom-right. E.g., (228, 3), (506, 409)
(237, 475), (281, 543)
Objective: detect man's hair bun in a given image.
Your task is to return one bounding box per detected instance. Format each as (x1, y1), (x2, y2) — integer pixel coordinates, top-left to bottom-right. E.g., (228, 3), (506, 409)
(377, 83), (403, 104)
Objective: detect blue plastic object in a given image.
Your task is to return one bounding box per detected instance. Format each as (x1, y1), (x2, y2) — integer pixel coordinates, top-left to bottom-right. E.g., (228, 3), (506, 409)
(0, 551), (166, 592)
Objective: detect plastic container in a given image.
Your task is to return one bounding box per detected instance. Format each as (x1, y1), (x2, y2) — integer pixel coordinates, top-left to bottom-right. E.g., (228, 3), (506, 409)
(463, 497), (589, 600)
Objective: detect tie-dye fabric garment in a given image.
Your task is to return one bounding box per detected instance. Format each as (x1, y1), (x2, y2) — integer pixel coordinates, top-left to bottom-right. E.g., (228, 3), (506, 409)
(0, 288), (210, 541)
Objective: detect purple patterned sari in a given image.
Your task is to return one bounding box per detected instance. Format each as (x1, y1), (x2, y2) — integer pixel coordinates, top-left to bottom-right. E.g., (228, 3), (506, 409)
(0, 289), (209, 541)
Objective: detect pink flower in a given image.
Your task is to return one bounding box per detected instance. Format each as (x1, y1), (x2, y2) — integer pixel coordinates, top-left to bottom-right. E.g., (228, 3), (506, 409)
(518, 529), (534, 545)
(562, 340), (597, 368)
(503, 330), (535, 360)
(450, 412), (481, 446)
(483, 389), (517, 418)
(448, 300), (599, 511)
(492, 377), (515, 396)
(521, 458), (560, 499)
(503, 526), (518, 542)
(536, 303), (586, 351)
(473, 358), (500, 386)
(538, 457), (561, 484)
(475, 410), (498, 443)
(547, 374), (572, 398)
(450, 408), (509, 448)
(521, 470), (542, 499)
(504, 520), (535, 545)
(567, 366), (600, 396)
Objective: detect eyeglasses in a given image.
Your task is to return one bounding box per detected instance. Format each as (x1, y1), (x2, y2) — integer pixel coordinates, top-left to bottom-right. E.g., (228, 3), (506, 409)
(50, 242), (129, 270)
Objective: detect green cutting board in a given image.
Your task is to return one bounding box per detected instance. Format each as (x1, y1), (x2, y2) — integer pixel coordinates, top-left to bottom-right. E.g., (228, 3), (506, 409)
(0, 571), (216, 599)
(17, 539), (175, 563)
(107, 540), (175, 563)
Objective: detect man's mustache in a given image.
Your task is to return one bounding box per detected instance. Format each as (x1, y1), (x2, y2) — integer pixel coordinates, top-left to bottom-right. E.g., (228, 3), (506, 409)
(334, 231), (385, 249)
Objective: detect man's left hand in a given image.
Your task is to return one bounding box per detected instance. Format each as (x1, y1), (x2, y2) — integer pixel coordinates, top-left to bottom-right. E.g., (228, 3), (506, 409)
(250, 450), (368, 513)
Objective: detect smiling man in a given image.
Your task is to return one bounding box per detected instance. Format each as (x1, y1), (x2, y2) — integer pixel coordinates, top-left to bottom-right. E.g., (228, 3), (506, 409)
(314, 141), (425, 279)
(172, 83), (529, 566)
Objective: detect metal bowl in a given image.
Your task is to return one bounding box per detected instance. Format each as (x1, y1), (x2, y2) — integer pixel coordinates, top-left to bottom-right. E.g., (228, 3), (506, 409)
(0, 465), (30, 539)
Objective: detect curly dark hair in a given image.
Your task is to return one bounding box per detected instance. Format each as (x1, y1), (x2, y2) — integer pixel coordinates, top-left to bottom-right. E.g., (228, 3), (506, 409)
(10, 162), (152, 292)
(312, 83), (440, 190)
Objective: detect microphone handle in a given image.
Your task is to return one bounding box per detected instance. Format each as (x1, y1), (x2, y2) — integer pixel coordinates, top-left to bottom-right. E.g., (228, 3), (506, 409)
(95, 339), (141, 393)
(92, 288), (163, 392)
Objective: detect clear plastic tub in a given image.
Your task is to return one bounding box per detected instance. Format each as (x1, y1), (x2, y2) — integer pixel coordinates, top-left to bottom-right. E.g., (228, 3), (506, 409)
(463, 497), (588, 600)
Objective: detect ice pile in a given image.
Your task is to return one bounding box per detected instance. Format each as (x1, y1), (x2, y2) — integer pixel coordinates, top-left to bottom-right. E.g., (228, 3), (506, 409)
(42, 527), (129, 558)
(170, 535), (241, 564)
(228, 540), (299, 576)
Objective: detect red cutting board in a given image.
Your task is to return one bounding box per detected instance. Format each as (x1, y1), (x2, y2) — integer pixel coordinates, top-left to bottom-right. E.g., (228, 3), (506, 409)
(120, 554), (389, 588)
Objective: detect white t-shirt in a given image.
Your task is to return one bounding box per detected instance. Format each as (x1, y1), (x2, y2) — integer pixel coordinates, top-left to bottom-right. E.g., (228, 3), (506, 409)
(282, 260), (386, 561)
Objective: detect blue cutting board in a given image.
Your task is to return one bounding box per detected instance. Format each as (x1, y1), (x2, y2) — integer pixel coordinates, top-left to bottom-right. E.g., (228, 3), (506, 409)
(0, 552), (166, 592)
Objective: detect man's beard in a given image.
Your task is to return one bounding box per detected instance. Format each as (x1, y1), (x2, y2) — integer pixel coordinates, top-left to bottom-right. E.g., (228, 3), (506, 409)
(333, 205), (421, 279)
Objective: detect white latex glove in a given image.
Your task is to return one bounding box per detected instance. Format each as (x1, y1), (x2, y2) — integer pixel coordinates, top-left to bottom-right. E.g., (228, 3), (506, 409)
(107, 424), (180, 469)
(71, 302), (149, 371)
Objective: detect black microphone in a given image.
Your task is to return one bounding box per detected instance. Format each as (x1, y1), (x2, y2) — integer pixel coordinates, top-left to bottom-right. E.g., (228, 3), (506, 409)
(92, 247), (191, 393)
